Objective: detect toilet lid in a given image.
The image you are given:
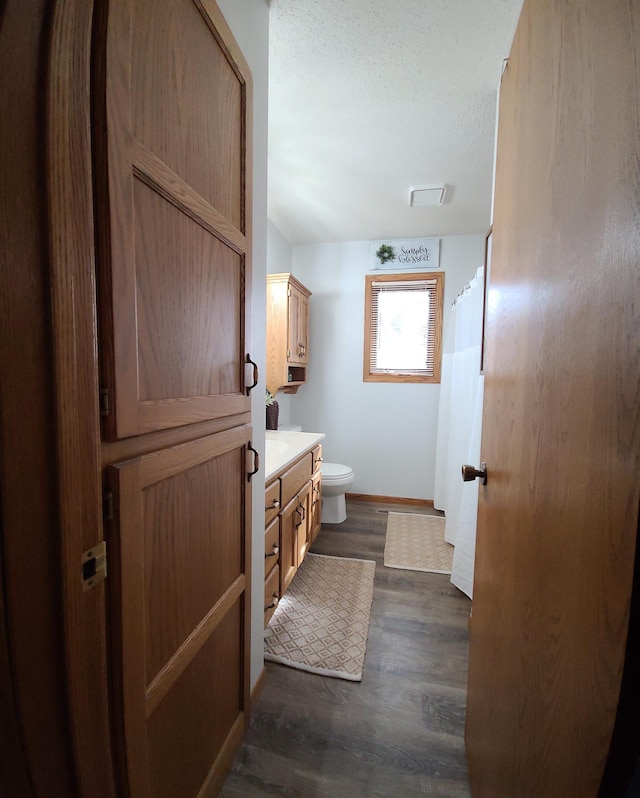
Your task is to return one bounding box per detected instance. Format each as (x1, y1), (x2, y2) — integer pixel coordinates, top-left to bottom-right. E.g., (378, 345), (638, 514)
(321, 462), (353, 479)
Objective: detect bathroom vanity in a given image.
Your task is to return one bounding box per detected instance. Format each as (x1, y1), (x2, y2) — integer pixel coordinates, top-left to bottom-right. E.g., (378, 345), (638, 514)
(264, 431), (324, 627)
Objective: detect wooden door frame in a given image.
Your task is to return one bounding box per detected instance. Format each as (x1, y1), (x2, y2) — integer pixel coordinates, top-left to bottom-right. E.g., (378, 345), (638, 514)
(46, 1), (118, 794)
(1, 0), (115, 794)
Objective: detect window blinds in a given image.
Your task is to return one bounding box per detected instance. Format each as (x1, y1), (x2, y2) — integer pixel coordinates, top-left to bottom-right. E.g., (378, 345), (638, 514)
(369, 278), (438, 376)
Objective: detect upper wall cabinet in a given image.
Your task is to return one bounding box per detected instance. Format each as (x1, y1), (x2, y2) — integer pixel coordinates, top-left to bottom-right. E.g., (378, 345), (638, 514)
(266, 273), (311, 395)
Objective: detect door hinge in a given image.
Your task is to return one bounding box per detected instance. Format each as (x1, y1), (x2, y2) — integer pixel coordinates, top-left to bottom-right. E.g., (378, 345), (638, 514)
(286, 349), (291, 358)
(99, 387), (110, 416)
(103, 490), (114, 521)
(82, 540), (107, 591)
(287, 288), (291, 297)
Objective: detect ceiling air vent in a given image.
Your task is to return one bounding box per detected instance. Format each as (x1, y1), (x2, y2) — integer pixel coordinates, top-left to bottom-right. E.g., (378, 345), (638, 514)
(409, 184), (446, 207)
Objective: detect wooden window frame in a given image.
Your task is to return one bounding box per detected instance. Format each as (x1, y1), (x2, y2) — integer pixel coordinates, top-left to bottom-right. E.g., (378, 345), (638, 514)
(363, 271), (444, 384)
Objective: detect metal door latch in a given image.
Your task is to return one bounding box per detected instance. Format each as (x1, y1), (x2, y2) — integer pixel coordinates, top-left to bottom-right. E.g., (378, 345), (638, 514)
(82, 541), (107, 591)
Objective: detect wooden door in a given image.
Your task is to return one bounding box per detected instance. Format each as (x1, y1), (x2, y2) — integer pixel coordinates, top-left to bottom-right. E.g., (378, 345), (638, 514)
(93, 1), (254, 796)
(95, 0), (253, 441)
(466, 1), (640, 795)
(106, 427), (251, 798)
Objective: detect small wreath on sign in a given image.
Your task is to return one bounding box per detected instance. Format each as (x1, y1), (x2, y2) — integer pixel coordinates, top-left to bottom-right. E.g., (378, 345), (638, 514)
(376, 244), (396, 265)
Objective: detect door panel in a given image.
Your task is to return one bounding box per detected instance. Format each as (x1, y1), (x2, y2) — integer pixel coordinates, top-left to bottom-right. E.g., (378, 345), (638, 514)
(280, 495), (298, 594)
(147, 607), (242, 798)
(96, 0), (252, 440)
(296, 482), (312, 565)
(466, 1), (640, 795)
(131, 0), (243, 229)
(107, 425), (251, 797)
(134, 182), (242, 405)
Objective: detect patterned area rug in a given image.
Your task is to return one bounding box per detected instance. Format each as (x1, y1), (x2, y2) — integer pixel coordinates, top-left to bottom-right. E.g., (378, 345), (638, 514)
(264, 553), (376, 682)
(384, 512), (453, 574)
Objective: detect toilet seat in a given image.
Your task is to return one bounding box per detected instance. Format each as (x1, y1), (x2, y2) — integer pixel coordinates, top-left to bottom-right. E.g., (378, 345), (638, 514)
(321, 462), (354, 485)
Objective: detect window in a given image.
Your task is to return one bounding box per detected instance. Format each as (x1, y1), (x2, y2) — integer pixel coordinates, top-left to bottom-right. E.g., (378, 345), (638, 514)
(363, 271), (444, 383)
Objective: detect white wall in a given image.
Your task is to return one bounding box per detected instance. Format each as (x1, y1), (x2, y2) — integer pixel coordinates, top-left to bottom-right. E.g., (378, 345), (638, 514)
(217, 0), (269, 690)
(289, 235), (483, 500)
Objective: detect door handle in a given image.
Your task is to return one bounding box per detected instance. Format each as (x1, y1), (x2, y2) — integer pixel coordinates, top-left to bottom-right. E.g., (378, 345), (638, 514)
(245, 355), (259, 395)
(247, 443), (259, 482)
(461, 463), (488, 485)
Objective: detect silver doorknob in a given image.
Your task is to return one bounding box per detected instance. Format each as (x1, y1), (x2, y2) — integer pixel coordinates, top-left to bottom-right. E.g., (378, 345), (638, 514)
(461, 463), (488, 485)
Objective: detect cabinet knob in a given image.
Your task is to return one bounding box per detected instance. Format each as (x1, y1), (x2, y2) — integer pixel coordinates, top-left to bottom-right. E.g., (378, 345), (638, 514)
(265, 594), (279, 611)
(265, 499), (280, 511)
(265, 545), (279, 559)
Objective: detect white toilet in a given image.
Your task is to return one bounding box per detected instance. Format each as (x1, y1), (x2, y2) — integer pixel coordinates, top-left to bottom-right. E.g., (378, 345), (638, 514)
(320, 461), (354, 524)
(280, 425), (354, 524)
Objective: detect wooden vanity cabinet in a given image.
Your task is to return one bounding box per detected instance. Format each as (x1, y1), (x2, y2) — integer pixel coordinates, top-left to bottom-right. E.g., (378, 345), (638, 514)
(264, 445), (321, 626)
(266, 273), (311, 395)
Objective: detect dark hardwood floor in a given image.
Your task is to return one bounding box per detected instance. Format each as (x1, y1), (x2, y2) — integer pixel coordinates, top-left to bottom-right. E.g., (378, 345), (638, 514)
(220, 499), (472, 797)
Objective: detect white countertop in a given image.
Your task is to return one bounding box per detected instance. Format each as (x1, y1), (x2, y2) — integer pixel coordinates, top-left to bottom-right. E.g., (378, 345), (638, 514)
(264, 430), (325, 481)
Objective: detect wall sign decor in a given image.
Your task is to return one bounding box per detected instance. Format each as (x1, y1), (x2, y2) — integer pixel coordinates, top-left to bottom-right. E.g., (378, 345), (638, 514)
(369, 237), (440, 270)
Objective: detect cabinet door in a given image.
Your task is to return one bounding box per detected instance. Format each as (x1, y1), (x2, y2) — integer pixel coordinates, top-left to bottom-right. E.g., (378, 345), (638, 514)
(297, 291), (310, 364)
(105, 426), (252, 798)
(310, 471), (322, 544)
(95, 0), (252, 440)
(287, 283), (309, 365)
(279, 494), (299, 594)
(296, 481), (312, 565)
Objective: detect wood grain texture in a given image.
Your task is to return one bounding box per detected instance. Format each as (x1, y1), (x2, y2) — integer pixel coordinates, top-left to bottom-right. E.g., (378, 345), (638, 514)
(46, 0), (120, 794)
(134, 180), (243, 398)
(279, 495), (299, 595)
(363, 272), (444, 384)
(107, 426), (252, 797)
(221, 499), (472, 798)
(142, 450), (244, 681)
(466, 1), (640, 795)
(0, 1), (80, 794)
(133, 140), (247, 254)
(147, 607), (243, 798)
(96, 0), (251, 439)
(101, 411), (251, 466)
(131, 0), (243, 229)
(146, 575), (246, 717)
(266, 274), (312, 395)
(347, 493), (434, 508)
(98, 3), (255, 793)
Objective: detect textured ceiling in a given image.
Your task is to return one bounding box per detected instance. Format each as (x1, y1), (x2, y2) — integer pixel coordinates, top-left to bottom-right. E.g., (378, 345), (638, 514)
(268, 0), (523, 245)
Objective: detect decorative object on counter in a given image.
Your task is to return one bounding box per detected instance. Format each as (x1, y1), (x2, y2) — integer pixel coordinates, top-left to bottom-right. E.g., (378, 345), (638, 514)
(265, 390), (279, 430)
(384, 512), (452, 574)
(265, 553), (375, 681)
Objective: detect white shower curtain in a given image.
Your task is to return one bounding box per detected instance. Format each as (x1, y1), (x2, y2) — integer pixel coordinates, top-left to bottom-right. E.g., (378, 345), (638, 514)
(434, 267), (484, 598)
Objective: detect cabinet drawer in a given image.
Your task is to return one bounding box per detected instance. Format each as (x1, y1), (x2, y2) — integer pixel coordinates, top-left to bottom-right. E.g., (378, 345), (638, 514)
(280, 452), (312, 506)
(264, 564), (280, 628)
(312, 444), (323, 474)
(264, 516), (279, 577)
(265, 479), (281, 526)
